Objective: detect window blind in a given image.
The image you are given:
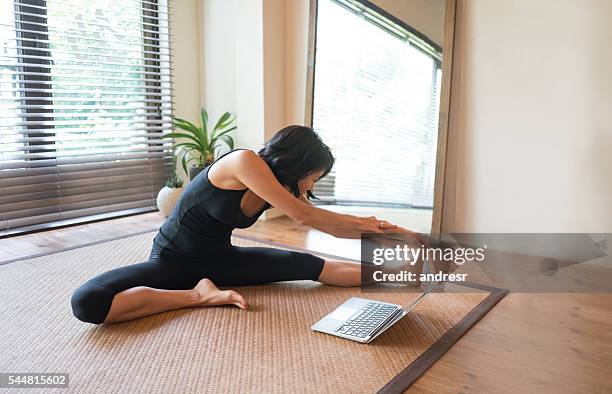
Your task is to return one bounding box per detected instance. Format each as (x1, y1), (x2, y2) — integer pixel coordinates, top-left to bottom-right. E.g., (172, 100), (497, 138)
(0, 0), (173, 237)
(312, 0), (441, 209)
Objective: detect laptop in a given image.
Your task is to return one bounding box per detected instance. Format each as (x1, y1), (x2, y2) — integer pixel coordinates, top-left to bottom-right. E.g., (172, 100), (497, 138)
(311, 281), (438, 343)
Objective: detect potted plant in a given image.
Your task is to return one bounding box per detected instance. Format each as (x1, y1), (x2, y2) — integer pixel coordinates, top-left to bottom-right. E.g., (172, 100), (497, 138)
(164, 108), (236, 180)
(156, 173), (184, 218)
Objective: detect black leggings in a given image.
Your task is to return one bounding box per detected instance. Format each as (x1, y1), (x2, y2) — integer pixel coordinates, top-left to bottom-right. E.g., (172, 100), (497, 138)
(70, 245), (326, 324)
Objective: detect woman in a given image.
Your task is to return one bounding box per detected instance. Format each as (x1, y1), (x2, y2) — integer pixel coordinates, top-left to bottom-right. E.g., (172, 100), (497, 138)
(71, 125), (420, 324)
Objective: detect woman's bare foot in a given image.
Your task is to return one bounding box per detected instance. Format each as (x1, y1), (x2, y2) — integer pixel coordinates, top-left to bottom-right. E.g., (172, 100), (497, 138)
(193, 278), (248, 309)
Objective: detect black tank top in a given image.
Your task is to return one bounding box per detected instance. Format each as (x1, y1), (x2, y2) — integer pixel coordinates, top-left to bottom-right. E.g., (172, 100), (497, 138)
(153, 148), (271, 257)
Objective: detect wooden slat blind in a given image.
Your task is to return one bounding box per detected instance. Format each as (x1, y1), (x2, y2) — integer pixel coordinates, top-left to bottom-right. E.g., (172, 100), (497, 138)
(0, 0), (173, 236)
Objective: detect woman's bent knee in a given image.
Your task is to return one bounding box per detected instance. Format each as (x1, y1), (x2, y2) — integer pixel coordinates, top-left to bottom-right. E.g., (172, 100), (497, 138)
(70, 280), (116, 324)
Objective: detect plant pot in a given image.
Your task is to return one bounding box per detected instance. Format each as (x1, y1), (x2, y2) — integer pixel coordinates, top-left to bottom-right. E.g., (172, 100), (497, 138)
(188, 165), (205, 181)
(156, 186), (184, 218)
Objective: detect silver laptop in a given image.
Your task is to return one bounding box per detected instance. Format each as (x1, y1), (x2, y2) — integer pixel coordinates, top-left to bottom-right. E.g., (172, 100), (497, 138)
(311, 281), (438, 343)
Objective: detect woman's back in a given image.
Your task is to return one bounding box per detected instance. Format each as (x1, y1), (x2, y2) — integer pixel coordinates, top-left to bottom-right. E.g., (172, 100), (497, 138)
(153, 149), (270, 257)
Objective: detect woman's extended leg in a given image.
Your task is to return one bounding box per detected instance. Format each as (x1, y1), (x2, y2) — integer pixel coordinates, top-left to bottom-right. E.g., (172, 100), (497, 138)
(213, 245), (416, 288)
(317, 259), (423, 287)
(317, 260), (361, 286)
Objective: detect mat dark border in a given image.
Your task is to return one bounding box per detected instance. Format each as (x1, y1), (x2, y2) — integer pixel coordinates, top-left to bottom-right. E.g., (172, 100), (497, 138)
(1, 228), (509, 392)
(378, 285), (508, 392)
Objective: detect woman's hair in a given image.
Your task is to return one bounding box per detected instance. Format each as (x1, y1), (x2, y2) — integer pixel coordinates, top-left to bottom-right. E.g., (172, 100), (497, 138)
(258, 125), (334, 199)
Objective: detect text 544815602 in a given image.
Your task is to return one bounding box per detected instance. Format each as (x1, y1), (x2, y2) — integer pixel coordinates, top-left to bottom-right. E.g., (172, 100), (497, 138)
(0, 373), (69, 388)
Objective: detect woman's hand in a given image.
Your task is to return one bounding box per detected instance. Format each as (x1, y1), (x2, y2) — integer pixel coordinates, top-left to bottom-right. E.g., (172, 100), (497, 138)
(357, 216), (430, 246)
(389, 225), (431, 247)
(355, 216), (398, 233)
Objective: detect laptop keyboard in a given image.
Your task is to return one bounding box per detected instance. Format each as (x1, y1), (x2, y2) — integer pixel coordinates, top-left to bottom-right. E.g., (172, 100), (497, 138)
(336, 302), (399, 338)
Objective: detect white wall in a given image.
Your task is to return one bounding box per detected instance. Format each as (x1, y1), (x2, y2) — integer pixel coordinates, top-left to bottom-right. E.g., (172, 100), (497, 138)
(443, 0), (612, 233)
(235, 0), (267, 151)
(201, 0), (267, 153)
(201, 0), (288, 153)
(200, 0), (312, 147)
(170, 0), (202, 179)
(201, 0), (236, 130)
(170, 0), (202, 120)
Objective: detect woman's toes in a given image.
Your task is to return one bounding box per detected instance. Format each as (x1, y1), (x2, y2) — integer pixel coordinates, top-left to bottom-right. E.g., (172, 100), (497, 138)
(227, 290), (248, 309)
(192, 278), (247, 309)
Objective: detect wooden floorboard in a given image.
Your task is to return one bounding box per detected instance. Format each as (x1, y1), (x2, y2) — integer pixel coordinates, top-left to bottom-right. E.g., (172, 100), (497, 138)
(0, 212), (165, 262)
(1, 212), (610, 393)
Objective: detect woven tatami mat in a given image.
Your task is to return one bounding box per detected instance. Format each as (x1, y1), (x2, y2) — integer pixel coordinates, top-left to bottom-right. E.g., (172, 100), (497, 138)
(0, 231), (493, 393)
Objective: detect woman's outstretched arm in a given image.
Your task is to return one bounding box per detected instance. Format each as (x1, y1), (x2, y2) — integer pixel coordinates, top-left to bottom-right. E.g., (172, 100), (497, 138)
(229, 150), (398, 239)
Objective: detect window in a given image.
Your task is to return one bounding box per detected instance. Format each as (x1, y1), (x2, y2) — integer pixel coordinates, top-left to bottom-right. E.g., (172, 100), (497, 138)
(312, 0), (442, 209)
(0, 0), (172, 236)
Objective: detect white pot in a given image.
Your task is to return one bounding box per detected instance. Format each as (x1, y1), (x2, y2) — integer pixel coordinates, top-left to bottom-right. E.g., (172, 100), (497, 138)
(156, 186), (184, 217)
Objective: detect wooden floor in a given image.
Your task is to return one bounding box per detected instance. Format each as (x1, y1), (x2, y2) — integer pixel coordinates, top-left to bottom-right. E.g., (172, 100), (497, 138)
(1, 212), (611, 393)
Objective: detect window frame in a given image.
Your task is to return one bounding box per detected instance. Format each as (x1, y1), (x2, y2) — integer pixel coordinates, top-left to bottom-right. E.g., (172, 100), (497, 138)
(305, 0), (458, 236)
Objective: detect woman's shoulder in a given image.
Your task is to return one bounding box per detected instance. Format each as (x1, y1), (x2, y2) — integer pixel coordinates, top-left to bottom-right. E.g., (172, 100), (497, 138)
(207, 149), (263, 190)
(211, 148), (274, 180)
(222, 148), (265, 168)
(210, 149), (258, 170)
(233, 148), (258, 159)
(219, 148), (257, 161)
